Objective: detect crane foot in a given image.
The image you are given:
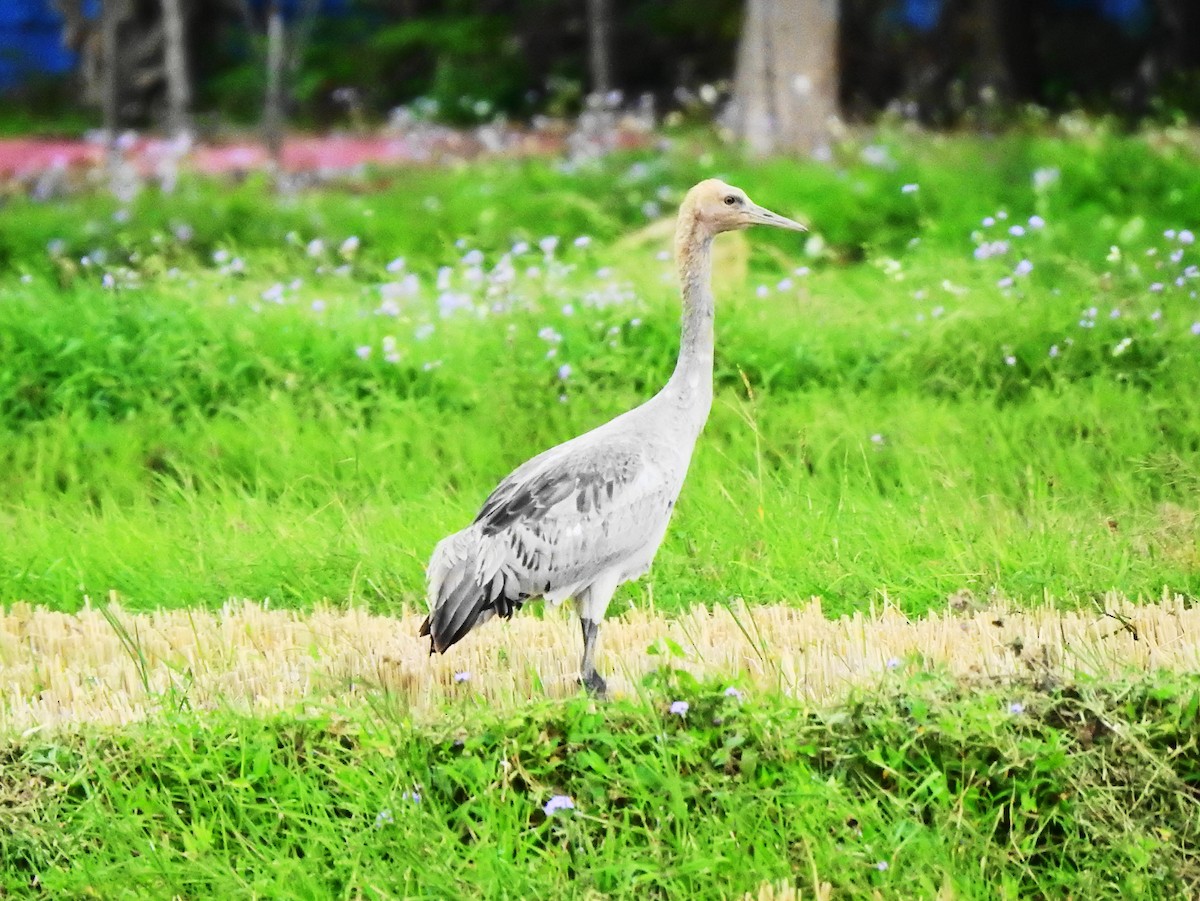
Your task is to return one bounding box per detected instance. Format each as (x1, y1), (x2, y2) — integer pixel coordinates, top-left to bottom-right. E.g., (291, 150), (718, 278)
(579, 671), (608, 698)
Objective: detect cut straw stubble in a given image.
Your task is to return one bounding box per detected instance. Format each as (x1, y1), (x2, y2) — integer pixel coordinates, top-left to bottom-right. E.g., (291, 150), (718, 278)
(0, 591), (1197, 735)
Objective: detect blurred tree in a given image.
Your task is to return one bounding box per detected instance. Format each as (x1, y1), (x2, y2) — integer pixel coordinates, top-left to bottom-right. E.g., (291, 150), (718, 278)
(586, 0), (612, 94)
(25, 0), (1200, 131)
(100, 0), (119, 150)
(731, 0), (840, 156)
(228, 0), (320, 163)
(264, 0), (285, 161)
(160, 0), (192, 137)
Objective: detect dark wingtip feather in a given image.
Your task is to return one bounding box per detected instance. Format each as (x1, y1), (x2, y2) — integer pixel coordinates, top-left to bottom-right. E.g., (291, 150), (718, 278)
(419, 615), (442, 655)
(424, 566), (491, 656)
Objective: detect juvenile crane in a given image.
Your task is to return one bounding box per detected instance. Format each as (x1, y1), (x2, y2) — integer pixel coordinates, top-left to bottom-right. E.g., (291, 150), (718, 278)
(421, 179), (806, 694)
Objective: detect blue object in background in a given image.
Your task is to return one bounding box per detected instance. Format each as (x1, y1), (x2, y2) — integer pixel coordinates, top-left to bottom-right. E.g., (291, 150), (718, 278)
(0, 0), (77, 92)
(1097, 0), (1146, 27)
(1055, 0), (1147, 28)
(901, 0), (943, 33)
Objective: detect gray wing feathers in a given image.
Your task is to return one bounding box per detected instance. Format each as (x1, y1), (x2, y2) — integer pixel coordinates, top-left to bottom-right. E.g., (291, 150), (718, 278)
(421, 434), (682, 654)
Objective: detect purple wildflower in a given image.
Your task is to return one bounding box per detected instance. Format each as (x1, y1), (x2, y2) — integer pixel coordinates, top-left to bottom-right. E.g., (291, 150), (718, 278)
(544, 795), (575, 815)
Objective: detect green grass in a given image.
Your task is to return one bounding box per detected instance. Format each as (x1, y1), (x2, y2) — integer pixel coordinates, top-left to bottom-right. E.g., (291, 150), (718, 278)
(2, 128), (1198, 614)
(3, 672), (1199, 898)
(3, 124), (1200, 896)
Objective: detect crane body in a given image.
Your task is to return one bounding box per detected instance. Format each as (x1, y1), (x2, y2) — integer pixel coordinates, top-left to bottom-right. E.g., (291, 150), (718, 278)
(421, 179), (806, 694)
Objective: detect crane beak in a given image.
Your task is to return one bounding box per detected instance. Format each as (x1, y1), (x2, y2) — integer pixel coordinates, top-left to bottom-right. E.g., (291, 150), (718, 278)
(745, 203), (808, 232)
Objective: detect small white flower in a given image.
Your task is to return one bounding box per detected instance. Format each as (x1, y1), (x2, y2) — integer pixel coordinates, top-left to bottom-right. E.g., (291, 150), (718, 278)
(669, 700), (689, 717)
(373, 808), (394, 829)
(901, 183), (919, 194)
(1032, 167), (1060, 191)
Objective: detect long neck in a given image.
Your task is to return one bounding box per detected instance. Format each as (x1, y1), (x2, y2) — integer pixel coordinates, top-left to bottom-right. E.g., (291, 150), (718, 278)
(665, 213), (715, 418)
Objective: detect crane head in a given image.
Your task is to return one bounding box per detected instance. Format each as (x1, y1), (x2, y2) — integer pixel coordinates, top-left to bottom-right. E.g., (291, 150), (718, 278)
(684, 179), (808, 236)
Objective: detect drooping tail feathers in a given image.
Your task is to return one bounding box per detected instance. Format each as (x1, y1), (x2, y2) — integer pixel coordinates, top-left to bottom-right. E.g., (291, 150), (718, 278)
(420, 528), (525, 654)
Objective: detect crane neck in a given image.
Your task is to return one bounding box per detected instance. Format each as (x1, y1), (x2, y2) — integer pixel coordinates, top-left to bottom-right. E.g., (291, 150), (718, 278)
(666, 215), (715, 419)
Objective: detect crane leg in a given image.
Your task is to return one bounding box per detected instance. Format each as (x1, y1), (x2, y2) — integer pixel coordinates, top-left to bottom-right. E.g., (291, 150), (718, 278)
(579, 618), (606, 696)
(576, 574), (618, 697)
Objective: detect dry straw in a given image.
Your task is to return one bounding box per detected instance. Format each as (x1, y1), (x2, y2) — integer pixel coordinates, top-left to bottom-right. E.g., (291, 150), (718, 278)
(1, 590), (1197, 736)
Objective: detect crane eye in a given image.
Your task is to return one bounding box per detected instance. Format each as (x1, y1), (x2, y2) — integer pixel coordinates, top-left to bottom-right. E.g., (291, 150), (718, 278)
(723, 195), (738, 206)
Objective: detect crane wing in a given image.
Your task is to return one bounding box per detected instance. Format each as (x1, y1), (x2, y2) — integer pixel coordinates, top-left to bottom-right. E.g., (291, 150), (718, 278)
(423, 432), (684, 653)
(474, 436), (679, 598)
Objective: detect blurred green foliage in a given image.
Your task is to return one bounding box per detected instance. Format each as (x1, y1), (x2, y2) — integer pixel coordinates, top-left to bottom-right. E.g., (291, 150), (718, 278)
(0, 129), (1197, 612)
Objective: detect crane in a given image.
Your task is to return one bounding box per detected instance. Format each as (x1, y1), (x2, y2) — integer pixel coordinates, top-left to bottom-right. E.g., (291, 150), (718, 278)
(420, 179), (806, 695)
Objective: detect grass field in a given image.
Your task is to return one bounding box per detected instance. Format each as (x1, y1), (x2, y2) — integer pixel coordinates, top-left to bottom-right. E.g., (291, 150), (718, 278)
(2, 123), (1199, 896)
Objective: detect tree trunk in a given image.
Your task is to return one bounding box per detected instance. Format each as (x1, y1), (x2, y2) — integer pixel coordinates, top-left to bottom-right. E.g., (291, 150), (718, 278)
(264, 2), (286, 167)
(160, 0), (191, 138)
(586, 0), (613, 95)
(974, 0), (1011, 106)
(101, 0), (121, 166)
(731, 0), (840, 157)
